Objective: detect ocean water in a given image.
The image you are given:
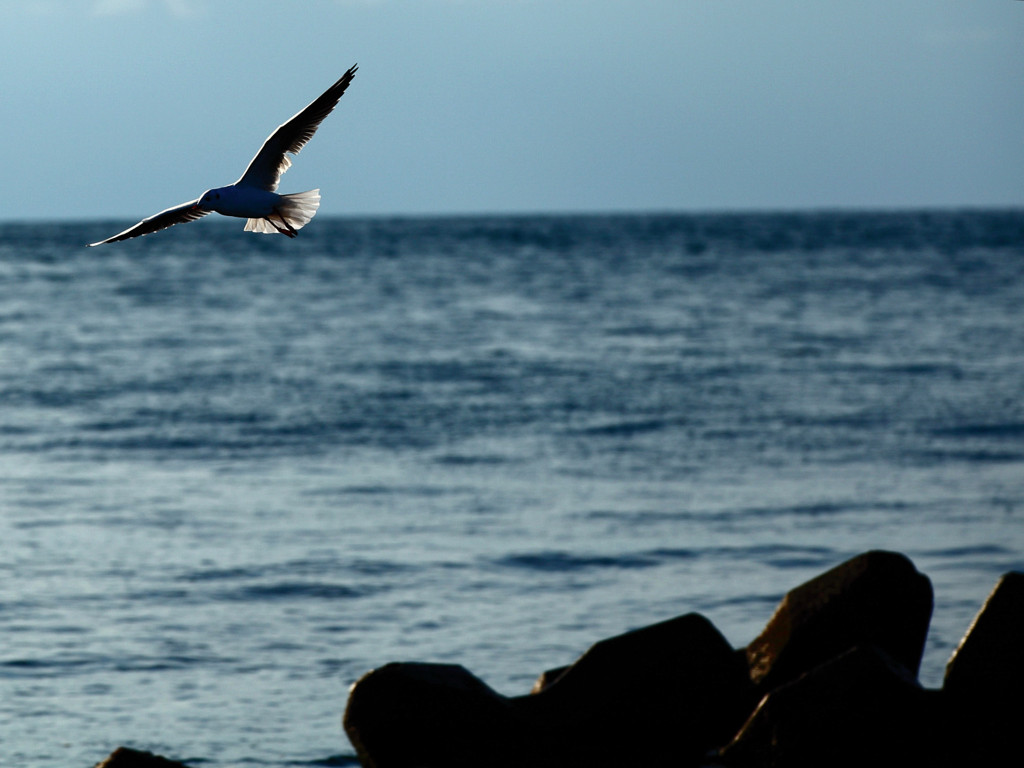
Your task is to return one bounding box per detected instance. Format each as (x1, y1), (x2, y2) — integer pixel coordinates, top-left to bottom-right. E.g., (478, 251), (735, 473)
(1, 210), (1023, 766)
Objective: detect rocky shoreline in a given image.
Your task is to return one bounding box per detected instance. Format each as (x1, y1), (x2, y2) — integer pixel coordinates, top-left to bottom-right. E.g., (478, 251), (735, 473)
(94, 550), (1022, 767)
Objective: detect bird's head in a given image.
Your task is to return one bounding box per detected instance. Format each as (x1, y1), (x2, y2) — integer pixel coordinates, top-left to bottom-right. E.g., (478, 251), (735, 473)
(196, 188), (225, 211)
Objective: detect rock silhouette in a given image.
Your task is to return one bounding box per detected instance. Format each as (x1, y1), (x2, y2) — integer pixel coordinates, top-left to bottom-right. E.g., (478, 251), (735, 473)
(744, 550), (932, 694)
(92, 747), (191, 768)
(343, 551), (1021, 767)
(89, 551), (1022, 767)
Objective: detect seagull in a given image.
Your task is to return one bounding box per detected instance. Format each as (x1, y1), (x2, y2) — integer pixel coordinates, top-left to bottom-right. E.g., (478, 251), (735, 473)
(88, 64), (358, 247)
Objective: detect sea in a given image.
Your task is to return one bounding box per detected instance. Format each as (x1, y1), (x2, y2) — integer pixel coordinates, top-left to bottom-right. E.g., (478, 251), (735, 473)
(1, 210), (1023, 767)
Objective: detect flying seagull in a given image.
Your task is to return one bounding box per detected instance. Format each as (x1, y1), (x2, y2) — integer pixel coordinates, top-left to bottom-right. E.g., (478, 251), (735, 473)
(88, 64), (358, 247)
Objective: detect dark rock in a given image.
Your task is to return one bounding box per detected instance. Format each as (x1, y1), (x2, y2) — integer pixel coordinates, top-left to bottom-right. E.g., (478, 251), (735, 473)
(343, 662), (531, 768)
(720, 645), (942, 768)
(93, 747), (191, 768)
(944, 571), (1024, 698)
(514, 613), (754, 767)
(529, 664), (570, 694)
(744, 550), (933, 693)
(343, 614), (752, 768)
(344, 553), (989, 767)
(942, 571), (1024, 763)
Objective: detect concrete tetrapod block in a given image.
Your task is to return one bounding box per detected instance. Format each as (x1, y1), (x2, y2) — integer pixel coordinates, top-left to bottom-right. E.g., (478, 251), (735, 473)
(343, 662), (532, 768)
(943, 571), (1024, 763)
(720, 645), (942, 768)
(93, 747), (191, 768)
(745, 550), (933, 694)
(945, 571), (1024, 698)
(514, 613), (754, 767)
(529, 665), (570, 694)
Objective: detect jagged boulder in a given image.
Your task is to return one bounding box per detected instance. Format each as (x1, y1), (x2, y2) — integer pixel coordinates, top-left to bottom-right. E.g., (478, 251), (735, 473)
(744, 550), (933, 694)
(90, 554), (1024, 768)
(529, 664), (569, 694)
(942, 571), (1024, 762)
(514, 613), (754, 767)
(343, 662), (531, 768)
(343, 614), (753, 768)
(720, 645), (942, 767)
(345, 553), (1024, 768)
(93, 747), (191, 768)
(945, 571), (1024, 697)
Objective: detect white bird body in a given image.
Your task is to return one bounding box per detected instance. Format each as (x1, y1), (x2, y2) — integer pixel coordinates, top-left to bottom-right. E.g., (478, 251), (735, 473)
(201, 185), (282, 218)
(89, 65), (357, 247)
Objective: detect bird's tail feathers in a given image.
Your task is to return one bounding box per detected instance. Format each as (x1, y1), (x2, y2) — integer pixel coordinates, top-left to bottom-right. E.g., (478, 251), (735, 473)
(244, 189), (321, 235)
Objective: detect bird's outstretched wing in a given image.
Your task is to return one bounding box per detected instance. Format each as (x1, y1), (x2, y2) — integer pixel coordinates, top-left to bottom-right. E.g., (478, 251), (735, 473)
(236, 64), (358, 192)
(87, 199), (209, 247)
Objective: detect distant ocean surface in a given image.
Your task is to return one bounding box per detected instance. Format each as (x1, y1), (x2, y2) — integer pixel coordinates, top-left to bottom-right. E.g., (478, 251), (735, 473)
(2, 210), (1023, 767)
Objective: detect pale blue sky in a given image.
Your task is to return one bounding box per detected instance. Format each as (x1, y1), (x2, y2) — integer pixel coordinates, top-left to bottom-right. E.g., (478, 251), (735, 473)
(3, 1), (1023, 221)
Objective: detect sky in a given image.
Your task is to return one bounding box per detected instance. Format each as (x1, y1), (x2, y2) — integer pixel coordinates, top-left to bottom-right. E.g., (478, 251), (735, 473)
(2, 0), (1023, 222)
